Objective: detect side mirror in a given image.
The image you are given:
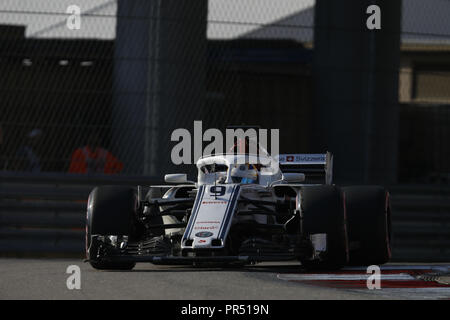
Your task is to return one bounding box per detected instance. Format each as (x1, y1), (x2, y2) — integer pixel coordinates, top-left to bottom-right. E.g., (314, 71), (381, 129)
(164, 173), (189, 184)
(282, 173), (305, 183)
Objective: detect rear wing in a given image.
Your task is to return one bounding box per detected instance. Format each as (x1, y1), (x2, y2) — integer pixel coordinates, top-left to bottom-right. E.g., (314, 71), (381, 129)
(276, 152), (333, 185)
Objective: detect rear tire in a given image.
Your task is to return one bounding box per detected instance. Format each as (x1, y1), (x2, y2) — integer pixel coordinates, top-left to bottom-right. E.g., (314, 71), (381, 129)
(343, 186), (392, 266)
(300, 185), (349, 270)
(86, 186), (138, 270)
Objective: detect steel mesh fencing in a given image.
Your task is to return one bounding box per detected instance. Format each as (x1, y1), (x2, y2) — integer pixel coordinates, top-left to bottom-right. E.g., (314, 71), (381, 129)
(0, 0), (448, 185)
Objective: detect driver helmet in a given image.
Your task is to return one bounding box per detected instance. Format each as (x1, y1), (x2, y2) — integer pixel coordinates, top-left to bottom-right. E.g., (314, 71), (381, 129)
(230, 163), (258, 184)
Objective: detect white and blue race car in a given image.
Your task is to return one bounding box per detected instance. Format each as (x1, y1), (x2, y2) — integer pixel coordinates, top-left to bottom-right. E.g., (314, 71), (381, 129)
(86, 148), (391, 270)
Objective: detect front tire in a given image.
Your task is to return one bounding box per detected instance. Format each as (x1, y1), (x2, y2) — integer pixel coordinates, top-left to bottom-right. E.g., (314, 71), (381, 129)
(300, 185), (349, 270)
(86, 186), (138, 270)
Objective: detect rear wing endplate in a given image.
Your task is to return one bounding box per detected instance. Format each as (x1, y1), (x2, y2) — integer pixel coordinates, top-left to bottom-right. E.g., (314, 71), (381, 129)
(276, 152), (333, 185)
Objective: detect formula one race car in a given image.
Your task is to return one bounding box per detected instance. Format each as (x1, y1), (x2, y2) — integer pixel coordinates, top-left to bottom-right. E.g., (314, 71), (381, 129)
(85, 146), (391, 270)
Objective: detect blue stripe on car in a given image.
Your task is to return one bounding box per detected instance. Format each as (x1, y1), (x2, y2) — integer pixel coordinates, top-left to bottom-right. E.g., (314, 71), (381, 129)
(217, 185), (234, 237)
(183, 185), (205, 241)
(219, 185), (241, 240)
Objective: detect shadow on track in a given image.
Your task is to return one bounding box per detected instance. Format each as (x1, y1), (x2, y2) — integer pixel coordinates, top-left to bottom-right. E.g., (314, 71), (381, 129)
(91, 262), (307, 274)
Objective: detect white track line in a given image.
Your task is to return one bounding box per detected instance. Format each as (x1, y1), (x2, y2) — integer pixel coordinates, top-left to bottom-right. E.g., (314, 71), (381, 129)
(278, 273), (415, 281)
(343, 265), (450, 272)
(348, 288), (450, 300)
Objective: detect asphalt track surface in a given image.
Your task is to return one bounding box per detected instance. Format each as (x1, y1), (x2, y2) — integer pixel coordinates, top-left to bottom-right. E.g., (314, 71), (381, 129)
(0, 259), (449, 300)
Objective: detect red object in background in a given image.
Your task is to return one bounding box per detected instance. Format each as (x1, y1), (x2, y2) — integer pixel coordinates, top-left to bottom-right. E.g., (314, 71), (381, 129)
(69, 146), (123, 174)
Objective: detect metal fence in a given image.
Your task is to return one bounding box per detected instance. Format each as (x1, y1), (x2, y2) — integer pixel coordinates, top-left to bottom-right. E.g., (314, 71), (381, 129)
(399, 104), (450, 184)
(0, 0), (448, 182)
(0, 0), (315, 178)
